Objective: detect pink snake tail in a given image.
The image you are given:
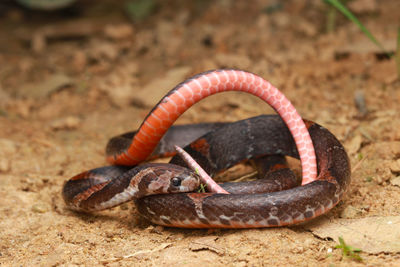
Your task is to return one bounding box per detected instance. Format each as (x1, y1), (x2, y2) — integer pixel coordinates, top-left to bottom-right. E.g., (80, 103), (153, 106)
(109, 70), (318, 185)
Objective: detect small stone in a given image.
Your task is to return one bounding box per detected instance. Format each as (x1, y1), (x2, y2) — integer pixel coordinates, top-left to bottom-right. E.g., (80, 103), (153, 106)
(389, 159), (400, 174)
(189, 236), (224, 255)
(291, 245), (305, 253)
(297, 19), (317, 37)
(374, 167), (392, 184)
(104, 24), (134, 40)
(390, 176), (400, 187)
(145, 225), (155, 232)
(16, 73), (73, 99)
(119, 203), (130, 210)
(347, 135), (363, 155)
(0, 87), (10, 108)
(0, 158), (11, 172)
(348, 0), (377, 13)
(12, 100), (31, 118)
(233, 262), (247, 267)
(32, 203), (49, 213)
(50, 116), (81, 130)
(0, 139), (17, 155)
(103, 82), (135, 107)
(340, 205), (360, 219)
(272, 12), (290, 27)
(31, 32), (46, 53)
(72, 51), (87, 72)
(303, 238), (315, 247)
(92, 42), (119, 61)
(390, 143), (400, 158)
(150, 225), (164, 234)
(354, 90), (368, 117)
(358, 186), (369, 196)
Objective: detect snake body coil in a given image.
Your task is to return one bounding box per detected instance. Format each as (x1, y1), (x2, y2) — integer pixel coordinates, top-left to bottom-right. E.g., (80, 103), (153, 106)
(62, 70), (350, 228)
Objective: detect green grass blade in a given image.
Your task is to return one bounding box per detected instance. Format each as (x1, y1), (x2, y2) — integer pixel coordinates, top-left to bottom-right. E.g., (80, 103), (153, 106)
(324, 0), (387, 53)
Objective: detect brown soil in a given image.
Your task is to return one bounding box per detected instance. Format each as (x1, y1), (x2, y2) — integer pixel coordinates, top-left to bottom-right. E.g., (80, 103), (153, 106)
(1, 0), (400, 266)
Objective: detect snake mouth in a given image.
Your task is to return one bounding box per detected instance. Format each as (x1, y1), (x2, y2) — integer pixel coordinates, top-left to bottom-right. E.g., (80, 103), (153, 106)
(176, 173), (201, 193)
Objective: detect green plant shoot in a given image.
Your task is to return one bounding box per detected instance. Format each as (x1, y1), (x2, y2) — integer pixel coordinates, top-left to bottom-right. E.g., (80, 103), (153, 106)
(335, 236), (363, 262)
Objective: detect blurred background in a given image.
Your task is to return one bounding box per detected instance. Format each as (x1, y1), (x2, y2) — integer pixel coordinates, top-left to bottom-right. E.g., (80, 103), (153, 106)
(0, 0), (399, 266)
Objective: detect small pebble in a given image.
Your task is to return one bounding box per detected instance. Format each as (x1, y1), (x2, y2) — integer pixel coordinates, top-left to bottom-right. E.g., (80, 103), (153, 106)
(340, 205), (360, 219)
(0, 158), (11, 172)
(390, 176), (400, 187)
(0, 138), (17, 155)
(374, 168), (392, 184)
(354, 90), (368, 117)
(31, 33), (46, 53)
(389, 159), (400, 174)
(291, 246), (305, 253)
(233, 262), (247, 267)
(32, 203), (49, 213)
(72, 51), (87, 73)
(151, 225), (164, 234)
(104, 24), (134, 40)
(50, 116), (81, 130)
(347, 135), (363, 155)
(119, 203), (130, 210)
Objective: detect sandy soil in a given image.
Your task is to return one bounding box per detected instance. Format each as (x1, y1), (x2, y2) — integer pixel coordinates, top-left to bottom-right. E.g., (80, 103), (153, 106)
(1, 0), (400, 266)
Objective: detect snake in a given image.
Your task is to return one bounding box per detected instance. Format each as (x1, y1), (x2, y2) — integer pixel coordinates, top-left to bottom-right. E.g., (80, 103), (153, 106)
(62, 69), (351, 228)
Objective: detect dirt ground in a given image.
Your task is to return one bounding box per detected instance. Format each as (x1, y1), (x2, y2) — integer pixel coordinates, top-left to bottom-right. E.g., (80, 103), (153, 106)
(1, 0), (400, 266)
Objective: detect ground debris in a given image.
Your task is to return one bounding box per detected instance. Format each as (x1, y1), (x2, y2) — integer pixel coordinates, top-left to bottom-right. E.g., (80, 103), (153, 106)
(100, 243), (171, 263)
(0, 158), (11, 173)
(348, 0), (378, 13)
(49, 116), (81, 130)
(346, 135), (363, 155)
(16, 73), (73, 99)
(104, 24), (134, 40)
(389, 159), (400, 174)
(189, 236), (225, 256)
(306, 216), (400, 254)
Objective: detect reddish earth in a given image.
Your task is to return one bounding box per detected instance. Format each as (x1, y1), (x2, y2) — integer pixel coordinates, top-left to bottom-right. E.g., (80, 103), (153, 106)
(0, 0), (399, 266)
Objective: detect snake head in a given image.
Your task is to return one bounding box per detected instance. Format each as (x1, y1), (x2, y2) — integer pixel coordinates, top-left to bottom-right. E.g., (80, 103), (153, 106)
(140, 163), (200, 196)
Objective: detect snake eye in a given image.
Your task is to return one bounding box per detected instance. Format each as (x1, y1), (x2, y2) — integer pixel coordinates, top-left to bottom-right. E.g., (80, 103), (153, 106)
(171, 177), (181, 187)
